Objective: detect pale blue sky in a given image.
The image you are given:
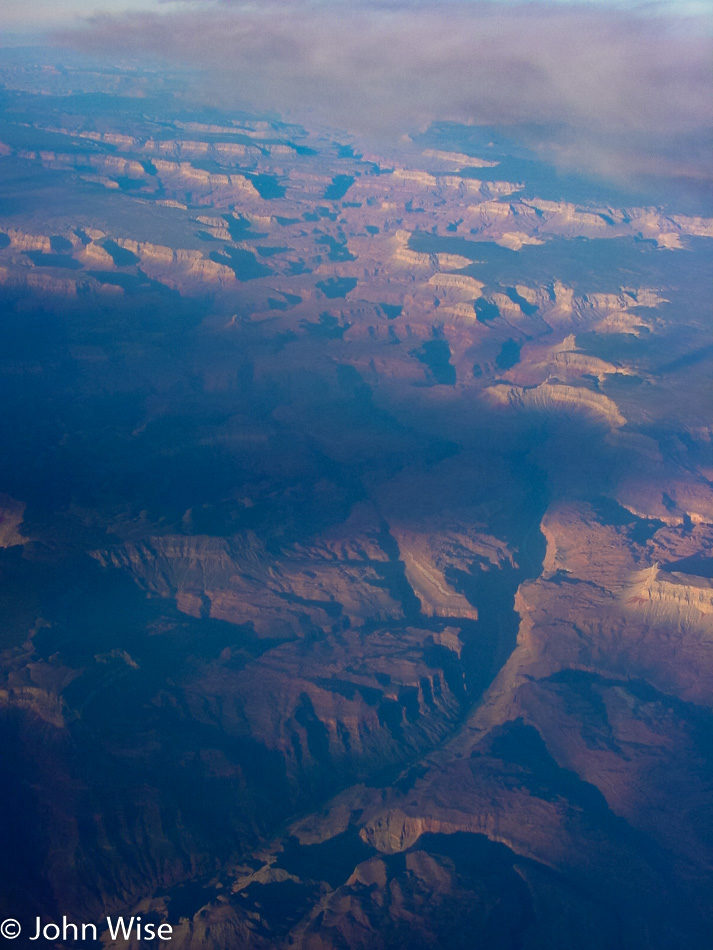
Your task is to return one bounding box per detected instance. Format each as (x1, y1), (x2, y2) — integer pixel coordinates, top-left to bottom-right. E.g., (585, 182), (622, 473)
(1, 0), (160, 32)
(2, 0), (711, 34)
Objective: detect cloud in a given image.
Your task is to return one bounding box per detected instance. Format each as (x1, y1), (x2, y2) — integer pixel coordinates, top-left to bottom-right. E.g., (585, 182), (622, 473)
(58, 0), (713, 196)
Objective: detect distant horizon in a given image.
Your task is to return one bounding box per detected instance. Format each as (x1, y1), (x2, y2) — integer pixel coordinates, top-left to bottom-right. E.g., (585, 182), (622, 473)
(2, 0), (710, 210)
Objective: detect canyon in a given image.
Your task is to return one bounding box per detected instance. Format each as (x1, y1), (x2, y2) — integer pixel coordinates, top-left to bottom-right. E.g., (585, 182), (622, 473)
(0, 52), (711, 949)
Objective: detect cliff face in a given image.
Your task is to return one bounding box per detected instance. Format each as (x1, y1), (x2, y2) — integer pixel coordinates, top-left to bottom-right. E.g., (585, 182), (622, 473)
(485, 381), (627, 427)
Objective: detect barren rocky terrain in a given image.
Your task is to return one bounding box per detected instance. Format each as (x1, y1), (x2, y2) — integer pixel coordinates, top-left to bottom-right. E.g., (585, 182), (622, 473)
(0, 54), (712, 949)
